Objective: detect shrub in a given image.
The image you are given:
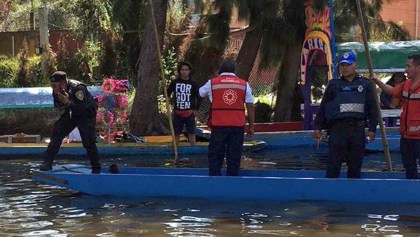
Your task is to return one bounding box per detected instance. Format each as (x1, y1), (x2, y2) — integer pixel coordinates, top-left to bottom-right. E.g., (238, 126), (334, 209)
(0, 56), (19, 88)
(16, 38), (30, 87)
(41, 44), (57, 80)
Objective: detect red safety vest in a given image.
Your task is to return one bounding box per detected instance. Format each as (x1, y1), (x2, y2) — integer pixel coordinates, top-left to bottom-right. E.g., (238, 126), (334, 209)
(400, 80), (420, 139)
(209, 75), (247, 127)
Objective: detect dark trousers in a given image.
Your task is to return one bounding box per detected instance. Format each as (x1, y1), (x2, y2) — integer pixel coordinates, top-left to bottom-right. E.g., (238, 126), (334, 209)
(208, 127), (244, 176)
(327, 121), (366, 178)
(400, 137), (420, 179)
(45, 115), (100, 167)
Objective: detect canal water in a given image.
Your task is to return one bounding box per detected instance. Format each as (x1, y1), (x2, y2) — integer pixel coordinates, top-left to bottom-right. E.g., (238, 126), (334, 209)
(1, 149), (420, 236)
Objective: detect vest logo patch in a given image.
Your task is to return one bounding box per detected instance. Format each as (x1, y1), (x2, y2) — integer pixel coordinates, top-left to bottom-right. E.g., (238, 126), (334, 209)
(357, 85), (364, 92)
(222, 89), (237, 105)
(75, 90), (84, 100)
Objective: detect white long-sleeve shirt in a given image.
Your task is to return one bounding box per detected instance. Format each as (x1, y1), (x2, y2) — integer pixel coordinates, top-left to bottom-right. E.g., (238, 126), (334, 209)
(199, 73), (254, 103)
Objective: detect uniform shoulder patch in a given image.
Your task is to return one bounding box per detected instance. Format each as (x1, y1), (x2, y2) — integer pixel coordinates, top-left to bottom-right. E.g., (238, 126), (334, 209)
(75, 90), (84, 100)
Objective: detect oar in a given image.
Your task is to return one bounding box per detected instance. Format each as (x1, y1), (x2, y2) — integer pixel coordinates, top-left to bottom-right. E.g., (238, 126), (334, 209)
(356, 0), (392, 171)
(148, 0), (179, 163)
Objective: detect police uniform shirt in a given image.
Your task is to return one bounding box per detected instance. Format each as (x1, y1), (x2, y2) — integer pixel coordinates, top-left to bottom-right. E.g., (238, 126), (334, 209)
(314, 75), (378, 133)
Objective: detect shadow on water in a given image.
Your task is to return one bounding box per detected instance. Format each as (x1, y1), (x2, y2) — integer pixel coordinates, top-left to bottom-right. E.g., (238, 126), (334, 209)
(0, 150), (418, 236)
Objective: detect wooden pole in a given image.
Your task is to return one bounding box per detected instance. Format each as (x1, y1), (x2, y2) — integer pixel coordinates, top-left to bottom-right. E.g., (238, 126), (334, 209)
(148, 0), (179, 162)
(355, 0), (392, 171)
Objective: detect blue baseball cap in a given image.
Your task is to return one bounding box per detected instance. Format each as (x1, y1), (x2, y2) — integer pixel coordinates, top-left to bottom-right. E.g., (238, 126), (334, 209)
(339, 52), (357, 64)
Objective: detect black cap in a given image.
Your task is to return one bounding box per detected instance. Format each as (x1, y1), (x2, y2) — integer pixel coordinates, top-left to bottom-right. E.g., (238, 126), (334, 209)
(49, 71), (67, 82)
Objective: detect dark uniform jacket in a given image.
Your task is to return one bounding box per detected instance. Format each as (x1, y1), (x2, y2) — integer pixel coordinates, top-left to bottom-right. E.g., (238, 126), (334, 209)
(314, 74), (378, 133)
(54, 79), (97, 118)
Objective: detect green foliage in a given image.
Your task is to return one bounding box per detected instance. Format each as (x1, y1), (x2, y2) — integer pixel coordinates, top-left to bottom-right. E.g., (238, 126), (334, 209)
(0, 55), (45, 88)
(157, 94), (168, 114)
(206, 13), (230, 50)
(0, 56), (19, 87)
(56, 34), (71, 72)
(370, 21), (410, 42)
(16, 38), (30, 87)
(71, 0), (113, 39)
(74, 41), (101, 77)
(99, 30), (121, 78)
(332, 0), (409, 42)
(27, 55), (46, 86)
(111, 0), (148, 86)
(47, 0), (79, 29)
(41, 44), (57, 80)
(162, 47), (178, 84)
(111, 0), (147, 32)
(259, 0), (305, 70)
(165, 0), (191, 56)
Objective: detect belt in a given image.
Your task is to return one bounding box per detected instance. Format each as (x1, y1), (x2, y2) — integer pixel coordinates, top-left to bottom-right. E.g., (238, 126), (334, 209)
(332, 118), (365, 126)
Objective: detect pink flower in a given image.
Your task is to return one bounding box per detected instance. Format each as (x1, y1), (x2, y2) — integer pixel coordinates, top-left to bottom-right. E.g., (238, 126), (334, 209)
(102, 79), (116, 93)
(120, 110), (128, 123)
(103, 111), (115, 126)
(96, 111), (104, 123)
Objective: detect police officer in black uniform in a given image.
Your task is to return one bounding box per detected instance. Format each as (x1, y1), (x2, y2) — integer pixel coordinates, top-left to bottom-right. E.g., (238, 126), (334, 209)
(40, 71), (101, 173)
(313, 52), (378, 178)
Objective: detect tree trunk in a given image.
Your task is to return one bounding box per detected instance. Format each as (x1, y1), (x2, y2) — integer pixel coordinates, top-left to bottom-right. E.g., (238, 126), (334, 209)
(129, 0), (168, 135)
(236, 3), (262, 81)
(236, 26), (262, 80)
(272, 43), (302, 122)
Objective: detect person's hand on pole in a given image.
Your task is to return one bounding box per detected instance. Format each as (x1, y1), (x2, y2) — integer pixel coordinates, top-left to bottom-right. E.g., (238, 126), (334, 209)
(313, 130), (322, 140)
(246, 126), (254, 138)
(367, 131), (376, 143)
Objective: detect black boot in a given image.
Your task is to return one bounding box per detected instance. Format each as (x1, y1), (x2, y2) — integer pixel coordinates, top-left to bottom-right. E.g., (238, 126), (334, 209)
(91, 161), (101, 174)
(40, 153), (55, 171)
(39, 160), (53, 171)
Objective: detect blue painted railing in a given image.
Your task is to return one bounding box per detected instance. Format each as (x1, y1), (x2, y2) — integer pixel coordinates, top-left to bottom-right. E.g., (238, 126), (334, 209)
(0, 86), (103, 109)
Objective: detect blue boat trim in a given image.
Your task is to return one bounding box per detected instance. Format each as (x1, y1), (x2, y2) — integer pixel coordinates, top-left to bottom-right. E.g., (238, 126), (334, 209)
(33, 164), (419, 203)
(0, 140), (267, 156)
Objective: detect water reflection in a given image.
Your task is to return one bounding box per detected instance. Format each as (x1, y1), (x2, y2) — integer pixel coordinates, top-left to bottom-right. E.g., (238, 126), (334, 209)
(0, 153), (419, 236)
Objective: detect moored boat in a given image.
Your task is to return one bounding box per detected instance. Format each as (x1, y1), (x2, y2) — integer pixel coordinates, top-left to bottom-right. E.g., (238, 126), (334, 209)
(32, 164), (419, 203)
(0, 139), (266, 156)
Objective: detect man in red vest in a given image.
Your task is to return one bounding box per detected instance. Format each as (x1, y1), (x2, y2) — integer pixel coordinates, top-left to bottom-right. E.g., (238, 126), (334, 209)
(372, 54), (420, 179)
(199, 60), (255, 176)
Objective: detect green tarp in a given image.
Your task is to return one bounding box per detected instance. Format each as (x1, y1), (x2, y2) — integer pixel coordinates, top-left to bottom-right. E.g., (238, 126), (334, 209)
(336, 41), (420, 72)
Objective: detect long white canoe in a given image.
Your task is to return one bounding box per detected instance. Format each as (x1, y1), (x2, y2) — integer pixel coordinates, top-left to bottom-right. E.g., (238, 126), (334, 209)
(32, 164), (418, 203)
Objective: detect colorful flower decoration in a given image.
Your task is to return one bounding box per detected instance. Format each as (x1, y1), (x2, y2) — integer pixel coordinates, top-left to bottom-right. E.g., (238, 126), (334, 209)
(101, 95), (115, 110)
(114, 95), (128, 108)
(102, 79), (116, 93)
(102, 79), (128, 93)
(103, 111), (115, 126)
(98, 79), (129, 142)
(119, 110), (128, 123)
(115, 80), (128, 93)
(96, 111), (104, 123)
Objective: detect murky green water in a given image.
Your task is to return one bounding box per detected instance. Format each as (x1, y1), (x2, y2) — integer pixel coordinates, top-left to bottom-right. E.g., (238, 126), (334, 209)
(1, 150), (419, 236)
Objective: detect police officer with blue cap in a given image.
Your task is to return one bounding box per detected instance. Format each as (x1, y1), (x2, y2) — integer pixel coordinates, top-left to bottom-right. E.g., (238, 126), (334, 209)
(313, 52), (378, 178)
(39, 71), (101, 173)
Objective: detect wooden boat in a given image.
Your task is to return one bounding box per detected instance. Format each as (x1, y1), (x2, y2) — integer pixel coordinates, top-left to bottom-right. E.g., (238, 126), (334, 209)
(33, 164), (419, 203)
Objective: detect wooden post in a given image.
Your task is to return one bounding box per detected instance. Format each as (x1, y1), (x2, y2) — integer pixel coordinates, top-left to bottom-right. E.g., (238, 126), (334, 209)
(148, 0), (179, 162)
(356, 0), (393, 171)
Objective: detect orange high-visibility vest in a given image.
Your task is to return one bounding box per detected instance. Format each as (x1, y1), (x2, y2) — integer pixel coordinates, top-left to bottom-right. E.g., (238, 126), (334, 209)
(400, 80), (420, 139)
(209, 75), (247, 127)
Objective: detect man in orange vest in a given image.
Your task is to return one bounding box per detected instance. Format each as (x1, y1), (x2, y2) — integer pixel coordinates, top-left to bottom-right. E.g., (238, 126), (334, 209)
(372, 54), (420, 179)
(199, 60), (255, 176)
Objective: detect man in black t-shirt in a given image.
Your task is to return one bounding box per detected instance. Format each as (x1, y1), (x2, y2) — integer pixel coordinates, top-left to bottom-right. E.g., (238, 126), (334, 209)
(167, 62), (202, 145)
